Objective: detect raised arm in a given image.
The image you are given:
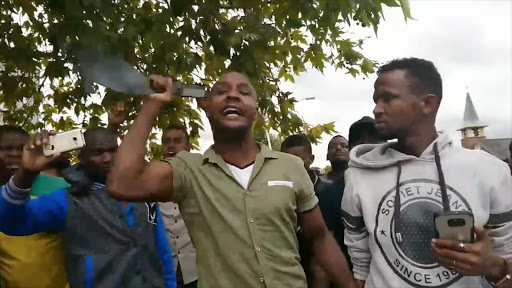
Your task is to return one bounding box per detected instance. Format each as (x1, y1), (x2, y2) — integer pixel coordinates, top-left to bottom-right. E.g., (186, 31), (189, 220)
(107, 75), (175, 202)
(0, 130), (68, 235)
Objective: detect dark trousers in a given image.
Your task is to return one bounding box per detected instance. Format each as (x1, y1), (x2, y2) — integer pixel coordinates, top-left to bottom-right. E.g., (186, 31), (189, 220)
(177, 279), (198, 288)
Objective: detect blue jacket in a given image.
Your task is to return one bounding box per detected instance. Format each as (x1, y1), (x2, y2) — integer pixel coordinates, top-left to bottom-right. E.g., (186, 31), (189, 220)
(0, 168), (176, 288)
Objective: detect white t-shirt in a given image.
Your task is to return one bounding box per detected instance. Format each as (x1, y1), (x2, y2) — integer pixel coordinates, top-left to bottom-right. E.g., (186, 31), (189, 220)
(227, 164), (254, 190)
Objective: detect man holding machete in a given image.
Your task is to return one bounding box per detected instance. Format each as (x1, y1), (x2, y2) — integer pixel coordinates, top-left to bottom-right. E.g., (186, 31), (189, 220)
(108, 73), (356, 288)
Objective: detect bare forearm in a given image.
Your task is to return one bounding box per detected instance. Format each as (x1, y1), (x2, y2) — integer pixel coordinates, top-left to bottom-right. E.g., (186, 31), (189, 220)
(313, 232), (356, 288)
(109, 99), (162, 193)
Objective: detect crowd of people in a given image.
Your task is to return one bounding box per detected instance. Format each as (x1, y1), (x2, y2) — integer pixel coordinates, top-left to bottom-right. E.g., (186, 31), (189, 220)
(0, 57), (510, 288)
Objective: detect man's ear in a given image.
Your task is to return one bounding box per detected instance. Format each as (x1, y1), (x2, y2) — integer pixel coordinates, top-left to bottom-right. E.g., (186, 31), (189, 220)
(196, 97), (210, 117)
(421, 94), (440, 115)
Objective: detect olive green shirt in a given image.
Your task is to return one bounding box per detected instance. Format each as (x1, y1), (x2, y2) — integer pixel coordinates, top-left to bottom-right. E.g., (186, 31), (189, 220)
(164, 144), (319, 288)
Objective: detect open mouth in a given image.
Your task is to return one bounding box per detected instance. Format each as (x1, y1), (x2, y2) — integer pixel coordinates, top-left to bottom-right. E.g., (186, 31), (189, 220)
(222, 106), (242, 117)
(6, 165), (19, 171)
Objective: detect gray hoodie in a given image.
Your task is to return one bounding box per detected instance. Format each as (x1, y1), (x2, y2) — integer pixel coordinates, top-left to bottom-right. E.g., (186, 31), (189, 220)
(341, 133), (512, 288)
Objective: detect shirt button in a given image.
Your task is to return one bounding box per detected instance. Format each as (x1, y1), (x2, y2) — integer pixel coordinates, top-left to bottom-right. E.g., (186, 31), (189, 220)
(250, 219), (254, 223)
(176, 236), (179, 239)
(175, 220), (178, 223)
(256, 247), (261, 252)
(246, 191), (250, 195)
(259, 277), (264, 283)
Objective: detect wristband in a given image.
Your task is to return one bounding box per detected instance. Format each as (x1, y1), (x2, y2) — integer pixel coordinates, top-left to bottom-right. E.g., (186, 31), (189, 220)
(490, 260), (511, 288)
(490, 274), (512, 288)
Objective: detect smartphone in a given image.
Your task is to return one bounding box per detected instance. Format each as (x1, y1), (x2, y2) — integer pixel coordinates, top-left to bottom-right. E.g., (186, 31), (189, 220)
(434, 211), (474, 243)
(43, 129), (86, 156)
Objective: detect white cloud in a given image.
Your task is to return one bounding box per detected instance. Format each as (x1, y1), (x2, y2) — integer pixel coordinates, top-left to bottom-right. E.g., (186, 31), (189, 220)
(198, 0), (512, 168)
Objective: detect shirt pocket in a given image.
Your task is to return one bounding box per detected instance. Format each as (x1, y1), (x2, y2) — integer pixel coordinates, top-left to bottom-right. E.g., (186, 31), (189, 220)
(249, 181), (297, 217)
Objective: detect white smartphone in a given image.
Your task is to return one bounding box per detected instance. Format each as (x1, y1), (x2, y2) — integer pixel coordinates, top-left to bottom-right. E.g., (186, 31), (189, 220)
(434, 211), (474, 243)
(43, 129), (86, 156)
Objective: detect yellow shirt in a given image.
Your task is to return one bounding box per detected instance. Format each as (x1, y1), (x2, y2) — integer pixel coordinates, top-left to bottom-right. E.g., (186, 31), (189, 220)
(0, 174), (69, 288)
(0, 233), (68, 288)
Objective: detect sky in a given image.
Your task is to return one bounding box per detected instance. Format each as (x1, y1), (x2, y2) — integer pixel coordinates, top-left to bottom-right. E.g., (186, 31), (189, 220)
(195, 0), (512, 168)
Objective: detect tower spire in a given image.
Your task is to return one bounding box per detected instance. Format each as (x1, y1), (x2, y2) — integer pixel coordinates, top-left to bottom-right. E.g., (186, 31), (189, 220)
(460, 91), (486, 130)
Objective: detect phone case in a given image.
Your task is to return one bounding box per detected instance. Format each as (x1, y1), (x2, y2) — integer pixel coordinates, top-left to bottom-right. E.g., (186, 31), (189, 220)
(43, 129), (86, 156)
(434, 211), (474, 243)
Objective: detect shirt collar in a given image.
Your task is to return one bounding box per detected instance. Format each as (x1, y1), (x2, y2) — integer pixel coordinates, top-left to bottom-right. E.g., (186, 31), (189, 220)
(202, 142), (279, 165)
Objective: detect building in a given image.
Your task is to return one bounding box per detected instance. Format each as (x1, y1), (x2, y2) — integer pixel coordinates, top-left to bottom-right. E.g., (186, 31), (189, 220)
(458, 92), (511, 161)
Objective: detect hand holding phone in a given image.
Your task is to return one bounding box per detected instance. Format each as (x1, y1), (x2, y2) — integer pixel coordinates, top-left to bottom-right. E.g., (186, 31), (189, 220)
(16, 130), (62, 176)
(43, 129), (86, 156)
(434, 211), (475, 243)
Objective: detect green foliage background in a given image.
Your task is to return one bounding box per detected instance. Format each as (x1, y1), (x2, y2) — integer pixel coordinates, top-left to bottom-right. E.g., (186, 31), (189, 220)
(0, 0), (410, 154)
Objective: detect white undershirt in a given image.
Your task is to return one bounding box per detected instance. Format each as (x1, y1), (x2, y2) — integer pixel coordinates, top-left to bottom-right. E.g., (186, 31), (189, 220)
(227, 163), (254, 190)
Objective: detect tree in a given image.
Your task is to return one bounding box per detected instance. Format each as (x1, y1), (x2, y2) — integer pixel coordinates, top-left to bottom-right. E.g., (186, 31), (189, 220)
(0, 0), (411, 150)
(253, 128), (282, 151)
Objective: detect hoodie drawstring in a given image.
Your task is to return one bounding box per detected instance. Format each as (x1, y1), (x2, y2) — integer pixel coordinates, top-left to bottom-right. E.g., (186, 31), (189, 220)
(433, 143), (450, 213)
(394, 142), (449, 243)
(393, 163), (403, 242)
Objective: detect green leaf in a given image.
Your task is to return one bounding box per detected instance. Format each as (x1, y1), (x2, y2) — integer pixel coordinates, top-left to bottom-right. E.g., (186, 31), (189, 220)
(1, 0), (409, 156)
(361, 58), (375, 75)
(399, 0), (413, 20)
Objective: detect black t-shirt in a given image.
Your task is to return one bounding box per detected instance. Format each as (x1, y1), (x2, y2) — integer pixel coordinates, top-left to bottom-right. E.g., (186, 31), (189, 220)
(315, 176), (352, 272)
(315, 177), (345, 239)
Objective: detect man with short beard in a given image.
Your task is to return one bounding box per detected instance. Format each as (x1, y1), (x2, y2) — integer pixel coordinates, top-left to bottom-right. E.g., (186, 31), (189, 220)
(342, 58), (511, 288)
(312, 136), (352, 288)
(108, 72), (356, 288)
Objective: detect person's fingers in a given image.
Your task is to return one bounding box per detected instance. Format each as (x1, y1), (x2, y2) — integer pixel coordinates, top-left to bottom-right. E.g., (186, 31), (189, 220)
(40, 130), (50, 145)
(431, 238), (480, 254)
(149, 75), (169, 93)
(50, 153), (62, 161)
(431, 243), (477, 266)
(164, 78), (173, 96)
(26, 137), (36, 150)
(434, 254), (473, 272)
(34, 133), (42, 146)
(431, 239), (463, 251)
(473, 226), (489, 242)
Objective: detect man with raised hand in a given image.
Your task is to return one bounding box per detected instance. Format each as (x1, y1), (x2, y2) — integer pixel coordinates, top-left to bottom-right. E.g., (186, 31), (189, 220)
(0, 125), (69, 288)
(0, 128), (176, 288)
(108, 72), (356, 288)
